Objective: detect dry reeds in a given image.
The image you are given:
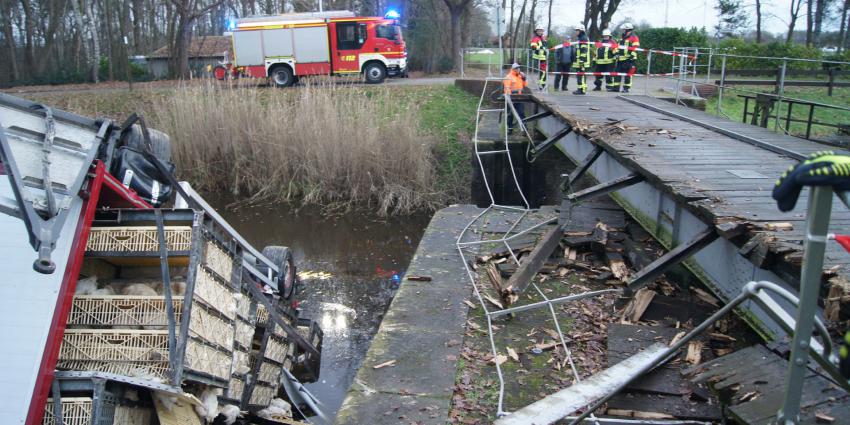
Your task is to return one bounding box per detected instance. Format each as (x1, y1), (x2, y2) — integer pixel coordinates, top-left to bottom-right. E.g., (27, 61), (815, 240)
(153, 82), (444, 215)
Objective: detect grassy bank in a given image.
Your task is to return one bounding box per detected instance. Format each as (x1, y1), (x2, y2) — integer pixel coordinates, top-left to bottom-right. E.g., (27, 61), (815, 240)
(21, 82), (477, 215)
(706, 85), (850, 139)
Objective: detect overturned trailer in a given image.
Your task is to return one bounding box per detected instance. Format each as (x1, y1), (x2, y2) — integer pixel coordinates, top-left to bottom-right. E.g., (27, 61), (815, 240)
(0, 93), (323, 424)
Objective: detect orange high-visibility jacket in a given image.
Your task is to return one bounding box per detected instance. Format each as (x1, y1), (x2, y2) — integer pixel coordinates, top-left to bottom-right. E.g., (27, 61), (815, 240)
(503, 70), (528, 94)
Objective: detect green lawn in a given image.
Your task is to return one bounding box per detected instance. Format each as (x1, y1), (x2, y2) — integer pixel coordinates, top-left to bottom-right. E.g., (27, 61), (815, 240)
(706, 83), (850, 139)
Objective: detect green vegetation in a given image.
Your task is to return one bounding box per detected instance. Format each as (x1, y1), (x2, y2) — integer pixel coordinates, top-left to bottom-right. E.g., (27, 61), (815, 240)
(706, 85), (850, 138)
(19, 82), (478, 215)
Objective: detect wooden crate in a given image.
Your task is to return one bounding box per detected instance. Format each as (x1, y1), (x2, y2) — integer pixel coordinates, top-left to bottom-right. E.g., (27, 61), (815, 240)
(234, 319), (254, 350)
(257, 361), (283, 385)
(86, 226), (192, 252)
(249, 383), (276, 406)
(57, 329), (232, 382)
(264, 335), (288, 364)
(227, 376), (245, 401)
(203, 240), (233, 280)
(194, 266), (237, 320)
(43, 397), (114, 425)
(67, 296), (183, 328)
(188, 302), (234, 350)
(113, 406), (153, 425)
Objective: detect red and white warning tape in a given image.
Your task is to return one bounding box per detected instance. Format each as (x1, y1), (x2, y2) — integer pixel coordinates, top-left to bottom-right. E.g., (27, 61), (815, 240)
(546, 70), (696, 77)
(549, 41), (697, 60)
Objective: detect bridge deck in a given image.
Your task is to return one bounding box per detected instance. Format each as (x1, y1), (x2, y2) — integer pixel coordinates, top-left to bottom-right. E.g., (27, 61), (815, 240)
(532, 93), (850, 284)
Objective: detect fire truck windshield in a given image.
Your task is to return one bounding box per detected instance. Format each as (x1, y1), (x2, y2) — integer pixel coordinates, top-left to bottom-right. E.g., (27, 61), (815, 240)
(376, 24), (400, 42)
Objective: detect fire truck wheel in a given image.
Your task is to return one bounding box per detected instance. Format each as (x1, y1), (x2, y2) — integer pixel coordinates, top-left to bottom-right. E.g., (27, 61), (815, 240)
(213, 65), (227, 81)
(270, 65), (295, 88)
(363, 62), (387, 84)
(262, 245), (297, 299)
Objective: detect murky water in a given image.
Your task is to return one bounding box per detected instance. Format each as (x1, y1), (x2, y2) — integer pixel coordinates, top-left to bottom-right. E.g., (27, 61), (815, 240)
(208, 198), (432, 422)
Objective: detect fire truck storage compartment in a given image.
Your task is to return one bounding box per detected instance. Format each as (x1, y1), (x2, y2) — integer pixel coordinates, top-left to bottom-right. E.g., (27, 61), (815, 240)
(233, 25), (330, 66)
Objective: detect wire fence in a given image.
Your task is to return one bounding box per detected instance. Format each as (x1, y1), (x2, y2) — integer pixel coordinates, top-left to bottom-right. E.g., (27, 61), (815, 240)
(460, 46), (850, 144)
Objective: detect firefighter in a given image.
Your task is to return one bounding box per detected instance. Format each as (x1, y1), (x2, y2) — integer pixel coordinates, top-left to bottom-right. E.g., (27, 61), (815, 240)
(554, 35), (575, 91)
(529, 28), (548, 89)
(593, 29), (617, 91)
(503, 63), (528, 132)
(572, 24), (591, 95)
(611, 22), (639, 93)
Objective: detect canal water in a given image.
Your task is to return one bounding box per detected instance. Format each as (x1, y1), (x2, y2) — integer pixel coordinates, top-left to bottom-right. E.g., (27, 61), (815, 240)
(209, 198), (432, 422)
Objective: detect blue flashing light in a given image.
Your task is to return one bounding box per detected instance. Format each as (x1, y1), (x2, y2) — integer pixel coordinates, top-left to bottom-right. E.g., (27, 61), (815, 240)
(384, 9), (400, 19)
(227, 19), (236, 31)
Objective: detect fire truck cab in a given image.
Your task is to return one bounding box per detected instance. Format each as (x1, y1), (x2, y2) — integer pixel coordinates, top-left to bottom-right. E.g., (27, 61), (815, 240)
(229, 11), (407, 87)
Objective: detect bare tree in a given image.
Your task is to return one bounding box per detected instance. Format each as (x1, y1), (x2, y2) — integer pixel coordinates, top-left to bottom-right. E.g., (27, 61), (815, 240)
(787, 0), (804, 43)
(584, 0), (622, 41)
(0, 0), (19, 81)
(840, 0), (849, 52)
(441, 0), (473, 70)
(755, 0), (763, 43)
(546, 0), (553, 37)
(167, 0), (225, 78)
(806, 0), (813, 45)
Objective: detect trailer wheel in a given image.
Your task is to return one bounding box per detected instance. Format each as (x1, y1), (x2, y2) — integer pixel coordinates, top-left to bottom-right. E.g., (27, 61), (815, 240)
(262, 246), (297, 299)
(363, 62), (387, 84)
(270, 65), (295, 88)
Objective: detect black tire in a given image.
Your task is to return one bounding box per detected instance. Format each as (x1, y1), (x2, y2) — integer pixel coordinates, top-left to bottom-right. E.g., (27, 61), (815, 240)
(262, 246), (297, 299)
(121, 124), (172, 164)
(363, 62), (387, 84)
(270, 65), (295, 88)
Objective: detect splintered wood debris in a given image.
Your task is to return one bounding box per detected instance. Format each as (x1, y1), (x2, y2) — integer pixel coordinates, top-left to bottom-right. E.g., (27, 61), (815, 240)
(452, 208), (737, 424)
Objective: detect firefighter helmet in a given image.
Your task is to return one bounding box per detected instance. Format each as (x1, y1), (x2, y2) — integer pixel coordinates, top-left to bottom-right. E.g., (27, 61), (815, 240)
(602, 29), (612, 37)
(574, 24), (586, 32)
(622, 22), (634, 30)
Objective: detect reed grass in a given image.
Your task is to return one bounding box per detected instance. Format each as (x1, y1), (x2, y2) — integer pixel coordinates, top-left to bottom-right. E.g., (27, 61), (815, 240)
(153, 82), (446, 215)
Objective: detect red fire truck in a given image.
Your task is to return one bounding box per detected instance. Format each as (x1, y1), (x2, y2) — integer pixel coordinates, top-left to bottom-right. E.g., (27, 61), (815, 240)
(218, 10), (407, 87)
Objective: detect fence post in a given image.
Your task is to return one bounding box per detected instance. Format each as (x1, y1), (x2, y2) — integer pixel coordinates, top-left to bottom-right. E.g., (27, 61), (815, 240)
(675, 52), (684, 104)
(706, 48), (712, 84)
(717, 55), (727, 117)
(645, 49), (653, 96)
(461, 49), (465, 78)
(828, 68), (835, 96)
(774, 59), (787, 132)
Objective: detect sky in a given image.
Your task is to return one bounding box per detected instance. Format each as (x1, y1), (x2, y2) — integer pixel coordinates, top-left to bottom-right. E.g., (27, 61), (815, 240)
(489, 0), (844, 37)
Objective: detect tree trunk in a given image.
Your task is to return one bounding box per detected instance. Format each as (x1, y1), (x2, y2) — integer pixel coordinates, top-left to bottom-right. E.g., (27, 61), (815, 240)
(507, 0), (515, 56)
(546, 0), (553, 37)
(755, 0), (762, 43)
(70, 0), (90, 79)
(84, 0), (101, 82)
(20, 0), (35, 73)
(174, 14), (192, 78)
(805, 0), (813, 46)
(132, 0), (143, 52)
(813, 0), (826, 45)
(510, 0), (527, 61)
(0, 0), (19, 82)
(787, 0), (803, 44)
(842, 0), (850, 52)
(104, 0), (115, 80)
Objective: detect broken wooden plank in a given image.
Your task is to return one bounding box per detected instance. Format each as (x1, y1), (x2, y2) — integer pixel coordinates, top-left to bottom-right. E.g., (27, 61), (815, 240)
(487, 263), (505, 294)
(620, 288), (656, 323)
(686, 340), (704, 365)
(495, 343), (670, 425)
(502, 225), (563, 303)
(606, 409), (674, 420)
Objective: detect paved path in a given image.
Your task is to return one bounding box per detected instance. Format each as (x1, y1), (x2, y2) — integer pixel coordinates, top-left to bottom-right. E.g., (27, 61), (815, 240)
(334, 205), (480, 425)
